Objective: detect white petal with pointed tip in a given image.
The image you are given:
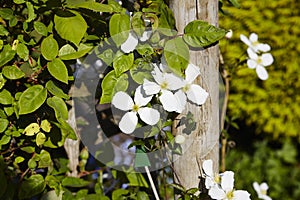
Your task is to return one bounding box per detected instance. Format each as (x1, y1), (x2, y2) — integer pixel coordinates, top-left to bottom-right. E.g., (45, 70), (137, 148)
(174, 90), (187, 113)
(186, 85), (208, 105)
(143, 79), (160, 95)
(112, 92), (134, 111)
(249, 33), (258, 42)
(221, 171), (234, 192)
(164, 73), (185, 90)
(138, 107), (160, 125)
(258, 43), (271, 52)
(208, 186), (226, 199)
(119, 112), (138, 134)
(247, 59), (257, 69)
(121, 32), (138, 53)
(262, 53), (274, 66)
(203, 159), (213, 177)
(260, 182), (269, 190)
(185, 63), (200, 83)
(256, 65), (269, 80)
(134, 85), (152, 107)
(253, 182), (261, 194)
(233, 190), (251, 200)
(240, 34), (251, 46)
(159, 90), (179, 112)
(152, 65), (164, 84)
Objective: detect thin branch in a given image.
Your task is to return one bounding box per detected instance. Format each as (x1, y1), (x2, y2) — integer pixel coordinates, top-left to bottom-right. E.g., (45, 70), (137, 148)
(145, 166), (160, 200)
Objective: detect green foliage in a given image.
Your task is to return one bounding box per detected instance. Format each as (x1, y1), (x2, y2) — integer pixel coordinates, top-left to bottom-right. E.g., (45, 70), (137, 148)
(220, 0), (300, 138)
(226, 138), (300, 200)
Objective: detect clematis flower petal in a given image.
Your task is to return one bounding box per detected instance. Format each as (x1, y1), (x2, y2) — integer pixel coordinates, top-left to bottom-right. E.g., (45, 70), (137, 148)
(240, 34), (251, 46)
(247, 59), (257, 69)
(143, 79), (161, 95)
(164, 73), (185, 90)
(247, 48), (258, 60)
(134, 85), (153, 107)
(221, 171), (234, 192)
(138, 107), (160, 125)
(233, 190), (251, 200)
(253, 182), (261, 194)
(152, 64), (164, 84)
(159, 90), (180, 112)
(121, 32), (138, 53)
(261, 53), (274, 66)
(186, 85), (208, 105)
(208, 186), (226, 200)
(256, 65), (269, 80)
(112, 91), (134, 111)
(249, 33), (258, 43)
(258, 43), (271, 52)
(185, 63), (200, 84)
(260, 182), (269, 191)
(203, 159), (213, 177)
(174, 90), (187, 113)
(119, 112), (138, 134)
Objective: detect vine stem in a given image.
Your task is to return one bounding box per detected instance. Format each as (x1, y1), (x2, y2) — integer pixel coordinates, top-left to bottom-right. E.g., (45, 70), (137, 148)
(144, 166), (160, 200)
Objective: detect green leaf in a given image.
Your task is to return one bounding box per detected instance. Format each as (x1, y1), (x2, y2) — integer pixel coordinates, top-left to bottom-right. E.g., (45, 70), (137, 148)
(109, 13), (130, 47)
(47, 96), (68, 121)
(0, 89), (13, 105)
(97, 48), (114, 65)
(21, 146), (35, 153)
(19, 85), (47, 115)
(130, 59), (153, 84)
(136, 43), (154, 56)
(47, 58), (69, 84)
(14, 156), (25, 164)
(41, 35), (59, 61)
(132, 12), (145, 37)
(59, 44), (93, 60)
(0, 135), (11, 147)
(16, 43), (29, 61)
(112, 189), (129, 200)
(113, 52), (134, 77)
(0, 45), (16, 67)
(34, 21), (48, 36)
(183, 20), (226, 48)
(0, 25), (9, 36)
(137, 191), (150, 200)
(41, 119), (51, 133)
(62, 177), (89, 188)
(25, 2), (37, 22)
(66, 1), (113, 12)
(134, 146), (150, 168)
(0, 119), (9, 133)
(54, 11), (87, 46)
(14, 0), (25, 3)
(36, 132), (46, 146)
(164, 37), (189, 77)
(2, 65), (25, 80)
(23, 123), (40, 136)
(126, 172), (149, 188)
(19, 174), (46, 200)
(45, 80), (69, 100)
(57, 119), (77, 141)
(38, 149), (52, 167)
(100, 70), (128, 104)
(169, 183), (186, 192)
(0, 73), (6, 89)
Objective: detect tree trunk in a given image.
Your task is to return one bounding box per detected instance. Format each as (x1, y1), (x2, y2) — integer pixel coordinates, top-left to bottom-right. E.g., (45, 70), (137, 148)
(170, 0), (220, 190)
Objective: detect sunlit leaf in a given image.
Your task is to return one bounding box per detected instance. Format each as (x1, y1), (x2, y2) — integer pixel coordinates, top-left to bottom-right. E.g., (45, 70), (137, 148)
(19, 174), (46, 200)
(36, 132), (46, 146)
(41, 35), (59, 61)
(19, 85), (47, 115)
(109, 13), (130, 47)
(2, 65), (25, 80)
(45, 80), (70, 100)
(113, 52), (134, 77)
(62, 177), (89, 188)
(47, 58), (69, 84)
(23, 123), (40, 136)
(47, 96), (69, 121)
(0, 89), (13, 105)
(132, 12), (145, 37)
(25, 2), (36, 22)
(34, 21), (48, 36)
(0, 118), (9, 133)
(59, 43), (93, 60)
(0, 45), (16, 67)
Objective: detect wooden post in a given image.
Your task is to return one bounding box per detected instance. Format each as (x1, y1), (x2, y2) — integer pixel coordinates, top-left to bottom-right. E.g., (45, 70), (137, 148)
(170, 0), (220, 190)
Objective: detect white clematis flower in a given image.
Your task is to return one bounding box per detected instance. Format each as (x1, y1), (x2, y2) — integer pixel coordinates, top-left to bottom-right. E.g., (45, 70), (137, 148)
(208, 171), (251, 200)
(175, 64), (208, 112)
(240, 33), (271, 53)
(143, 64), (184, 112)
(202, 159), (221, 189)
(111, 86), (160, 134)
(121, 31), (139, 53)
(247, 48), (274, 80)
(253, 182), (272, 200)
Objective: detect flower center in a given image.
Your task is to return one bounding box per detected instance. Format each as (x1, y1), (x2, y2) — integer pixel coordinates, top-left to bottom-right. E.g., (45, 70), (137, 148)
(252, 41), (260, 47)
(214, 174), (221, 184)
(226, 190), (234, 200)
(261, 189), (267, 195)
(257, 56), (263, 64)
(132, 104), (139, 112)
(160, 81), (168, 90)
(182, 84), (190, 92)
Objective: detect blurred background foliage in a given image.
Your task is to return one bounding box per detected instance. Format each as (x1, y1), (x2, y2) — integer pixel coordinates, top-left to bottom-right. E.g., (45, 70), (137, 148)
(220, 0), (300, 199)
